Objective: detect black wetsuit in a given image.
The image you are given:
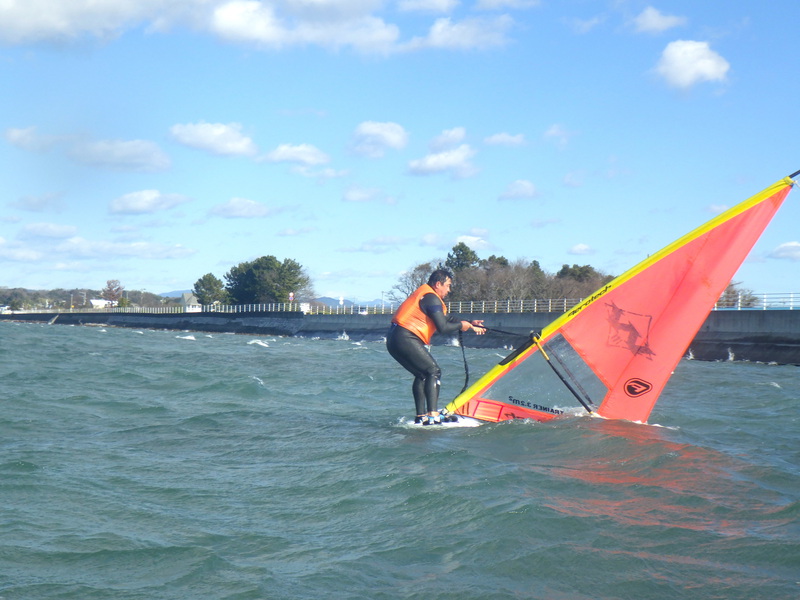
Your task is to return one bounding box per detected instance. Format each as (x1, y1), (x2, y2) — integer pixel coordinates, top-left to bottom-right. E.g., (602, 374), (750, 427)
(386, 292), (463, 416)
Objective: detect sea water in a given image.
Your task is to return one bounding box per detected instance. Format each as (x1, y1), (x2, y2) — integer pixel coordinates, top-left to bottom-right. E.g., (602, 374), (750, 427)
(1, 321), (798, 599)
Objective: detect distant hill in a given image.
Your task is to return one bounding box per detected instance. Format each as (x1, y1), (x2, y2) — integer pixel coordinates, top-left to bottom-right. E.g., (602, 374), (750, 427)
(160, 289), (192, 298)
(157, 292), (385, 306)
(315, 296), (355, 307)
(315, 297), (385, 307)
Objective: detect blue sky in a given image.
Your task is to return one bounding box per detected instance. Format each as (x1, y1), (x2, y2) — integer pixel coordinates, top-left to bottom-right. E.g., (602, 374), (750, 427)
(2, 1), (798, 302)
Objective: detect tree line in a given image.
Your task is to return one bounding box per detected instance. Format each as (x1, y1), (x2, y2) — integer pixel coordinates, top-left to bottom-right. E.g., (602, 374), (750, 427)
(2, 245), (754, 311)
(192, 255), (314, 305)
(388, 242), (616, 303)
(387, 241), (755, 306)
(0, 284), (170, 311)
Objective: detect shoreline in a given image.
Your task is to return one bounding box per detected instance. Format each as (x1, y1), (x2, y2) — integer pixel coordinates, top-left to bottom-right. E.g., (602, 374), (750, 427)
(2, 309), (799, 365)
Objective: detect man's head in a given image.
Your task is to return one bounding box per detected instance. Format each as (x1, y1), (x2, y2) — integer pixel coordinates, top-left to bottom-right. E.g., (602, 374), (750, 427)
(428, 269), (454, 299)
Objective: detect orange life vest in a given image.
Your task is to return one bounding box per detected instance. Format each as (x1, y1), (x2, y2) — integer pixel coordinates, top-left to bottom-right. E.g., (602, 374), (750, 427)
(392, 284), (447, 344)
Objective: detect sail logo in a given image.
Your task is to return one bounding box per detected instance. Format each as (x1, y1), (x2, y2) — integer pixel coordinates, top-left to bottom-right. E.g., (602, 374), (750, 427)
(605, 301), (655, 359)
(624, 378), (652, 397)
(567, 284), (612, 318)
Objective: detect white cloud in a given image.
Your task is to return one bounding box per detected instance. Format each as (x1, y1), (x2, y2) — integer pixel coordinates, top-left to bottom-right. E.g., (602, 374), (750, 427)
(633, 7), (687, 34)
(68, 139), (171, 171)
(499, 179), (538, 200)
(264, 143), (330, 165)
(210, 1), (288, 47)
(769, 241), (800, 261)
(8, 192), (65, 213)
(567, 15), (605, 35)
(398, 0), (459, 13)
(531, 218), (559, 228)
(455, 234), (489, 250)
(0, 237), (44, 262)
(20, 222), (78, 239)
(278, 227), (315, 237)
(484, 132), (525, 146)
(408, 144), (477, 178)
(56, 237), (195, 260)
(343, 186), (376, 202)
(655, 40), (730, 89)
(4, 126), (61, 151)
(477, 0), (540, 8)
(342, 185), (392, 203)
(430, 126), (466, 151)
(5, 127), (170, 171)
(404, 15), (513, 50)
(291, 166), (349, 180)
(543, 124), (574, 149)
(0, 1), (523, 53)
(351, 121), (408, 158)
(421, 233), (441, 247)
(209, 197), (276, 218)
(170, 121), (258, 156)
(109, 190), (190, 215)
(0, 0), (156, 44)
(568, 243), (593, 255)
(563, 171), (585, 187)
(341, 236), (407, 253)
(210, 0), (400, 53)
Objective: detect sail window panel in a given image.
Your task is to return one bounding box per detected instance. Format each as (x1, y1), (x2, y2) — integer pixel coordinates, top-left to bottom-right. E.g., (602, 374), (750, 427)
(544, 333), (609, 407)
(480, 347), (581, 410)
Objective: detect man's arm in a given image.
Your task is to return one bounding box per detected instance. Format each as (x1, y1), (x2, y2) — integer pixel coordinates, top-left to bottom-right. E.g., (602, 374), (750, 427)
(420, 293), (484, 336)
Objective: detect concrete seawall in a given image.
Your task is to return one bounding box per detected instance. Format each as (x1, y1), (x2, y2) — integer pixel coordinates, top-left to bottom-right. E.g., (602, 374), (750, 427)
(2, 309), (799, 365)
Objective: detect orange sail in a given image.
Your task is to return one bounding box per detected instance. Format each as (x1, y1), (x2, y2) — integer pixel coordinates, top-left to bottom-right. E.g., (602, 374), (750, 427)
(445, 174), (796, 424)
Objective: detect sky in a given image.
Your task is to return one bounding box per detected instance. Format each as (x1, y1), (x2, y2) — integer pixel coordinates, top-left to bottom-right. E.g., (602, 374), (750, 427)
(1, 0), (799, 302)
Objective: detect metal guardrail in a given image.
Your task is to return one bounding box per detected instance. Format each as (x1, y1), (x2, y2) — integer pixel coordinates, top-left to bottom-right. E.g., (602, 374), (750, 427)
(4, 292), (798, 316)
(713, 292), (798, 311)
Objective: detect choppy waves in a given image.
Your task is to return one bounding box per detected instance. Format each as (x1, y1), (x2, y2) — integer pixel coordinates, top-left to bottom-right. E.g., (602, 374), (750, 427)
(1, 321), (798, 599)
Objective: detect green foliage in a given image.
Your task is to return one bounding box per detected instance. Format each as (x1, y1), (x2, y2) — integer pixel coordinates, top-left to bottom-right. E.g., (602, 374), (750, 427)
(445, 242), (480, 273)
(224, 255), (312, 304)
(193, 273), (228, 305)
(556, 264), (604, 282)
(481, 255), (509, 269)
(396, 243), (616, 302)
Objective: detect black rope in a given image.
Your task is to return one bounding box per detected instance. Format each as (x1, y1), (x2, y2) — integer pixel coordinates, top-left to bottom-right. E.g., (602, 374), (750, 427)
(457, 330), (470, 394)
(532, 335), (594, 415)
(478, 325), (532, 338)
(455, 326), (534, 396)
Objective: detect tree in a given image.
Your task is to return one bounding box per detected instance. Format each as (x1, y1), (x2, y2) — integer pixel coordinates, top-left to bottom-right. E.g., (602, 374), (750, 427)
(481, 255), (509, 269)
(388, 261), (436, 302)
(224, 255), (313, 304)
(101, 280), (124, 305)
(556, 264), (602, 282)
(445, 242), (480, 273)
(193, 273), (228, 305)
(526, 260), (549, 297)
(393, 252), (615, 304)
(718, 282), (758, 308)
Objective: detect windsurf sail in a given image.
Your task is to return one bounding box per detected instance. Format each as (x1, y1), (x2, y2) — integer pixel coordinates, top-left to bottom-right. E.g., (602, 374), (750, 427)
(445, 173), (797, 424)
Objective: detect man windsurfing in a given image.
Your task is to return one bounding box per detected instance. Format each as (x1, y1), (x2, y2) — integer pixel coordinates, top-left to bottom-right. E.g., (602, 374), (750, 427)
(387, 269), (485, 425)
